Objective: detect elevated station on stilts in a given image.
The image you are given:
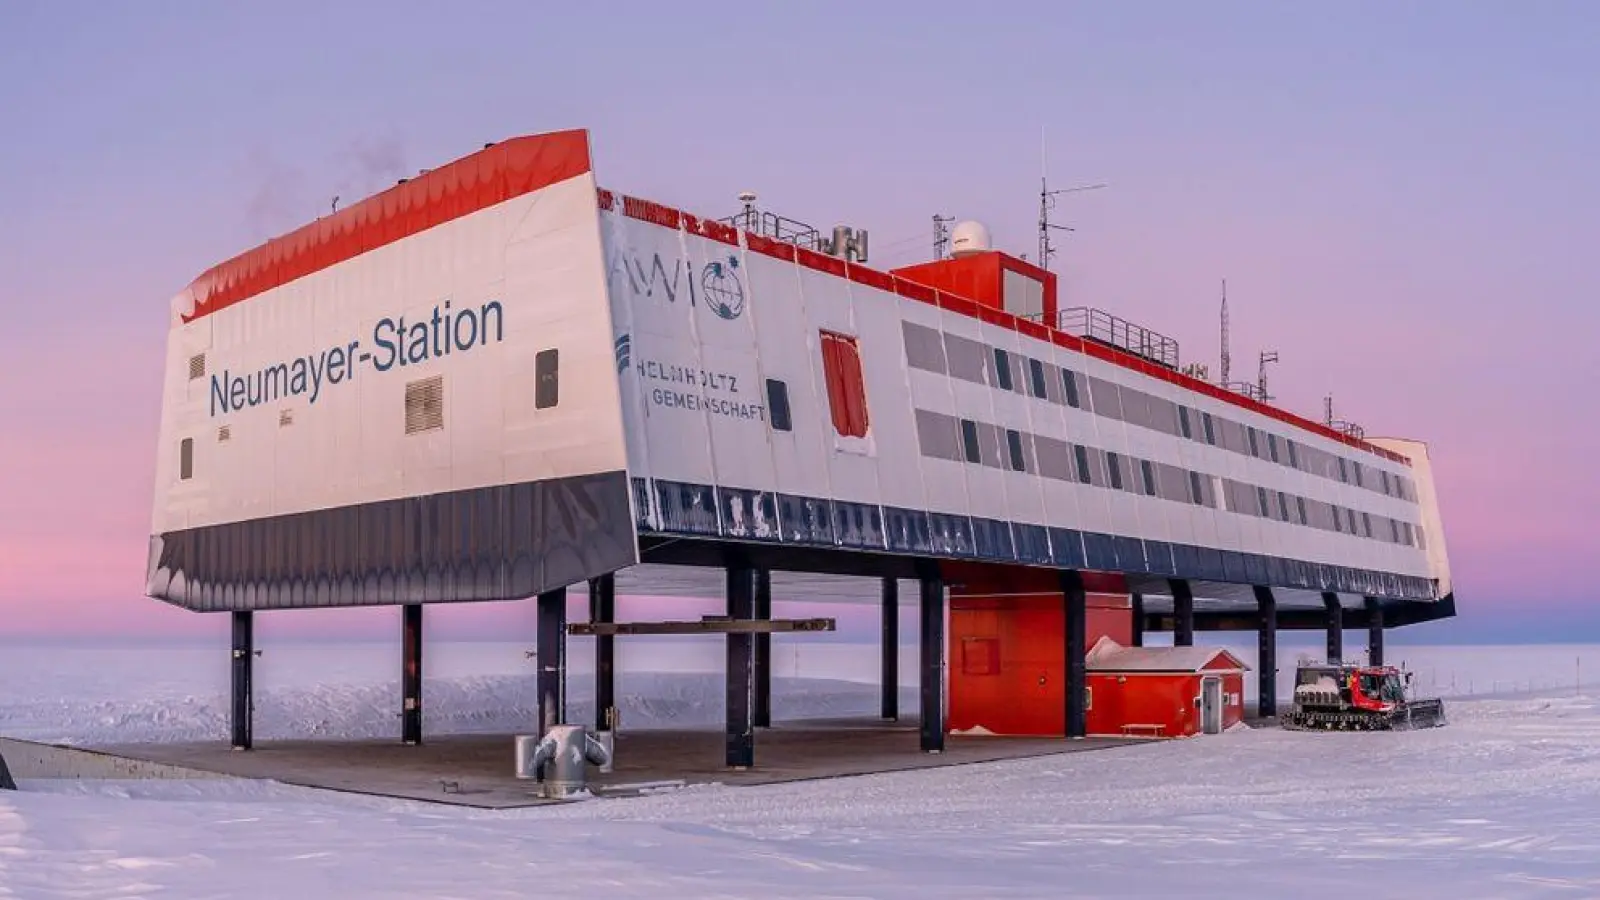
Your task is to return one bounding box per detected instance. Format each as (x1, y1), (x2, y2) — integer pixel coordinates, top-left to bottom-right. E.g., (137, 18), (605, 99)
(144, 129), (1456, 787)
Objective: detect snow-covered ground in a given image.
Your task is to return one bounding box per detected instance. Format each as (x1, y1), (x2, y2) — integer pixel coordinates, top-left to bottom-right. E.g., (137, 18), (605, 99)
(3, 641), (1600, 897)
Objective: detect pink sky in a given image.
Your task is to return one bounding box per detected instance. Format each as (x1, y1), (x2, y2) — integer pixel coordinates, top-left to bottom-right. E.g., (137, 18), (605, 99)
(3, 3), (1598, 642)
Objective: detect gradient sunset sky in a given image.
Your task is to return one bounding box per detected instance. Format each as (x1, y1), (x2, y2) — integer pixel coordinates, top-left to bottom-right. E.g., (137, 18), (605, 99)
(2, 2), (1597, 644)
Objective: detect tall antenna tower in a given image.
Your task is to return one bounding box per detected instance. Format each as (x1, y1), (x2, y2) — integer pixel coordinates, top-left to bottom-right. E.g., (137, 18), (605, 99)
(933, 214), (956, 260)
(1219, 279), (1231, 387)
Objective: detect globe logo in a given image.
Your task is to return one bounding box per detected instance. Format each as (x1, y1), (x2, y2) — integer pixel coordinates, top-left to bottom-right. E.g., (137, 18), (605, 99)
(702, 256), (746, 320)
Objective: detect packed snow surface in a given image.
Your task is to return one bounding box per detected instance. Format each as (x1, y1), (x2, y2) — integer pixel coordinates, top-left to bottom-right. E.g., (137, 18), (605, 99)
(2, 641), (1599, 898)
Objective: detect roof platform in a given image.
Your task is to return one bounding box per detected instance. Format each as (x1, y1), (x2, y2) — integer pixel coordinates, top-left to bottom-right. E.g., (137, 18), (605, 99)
(87, 721), (1142, 810)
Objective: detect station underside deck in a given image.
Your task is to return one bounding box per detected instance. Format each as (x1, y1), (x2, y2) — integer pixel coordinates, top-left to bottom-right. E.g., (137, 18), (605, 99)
(92, 720), (1142, 809)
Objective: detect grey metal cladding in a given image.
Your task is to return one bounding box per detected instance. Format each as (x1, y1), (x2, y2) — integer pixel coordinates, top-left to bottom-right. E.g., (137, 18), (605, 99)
(915, 408), (964, 461)
(902, 321), (948, 374)
(145, 470), (638, 612)
(1088, 377), (1124, 421)
(1035, 435), (1075, 481)
(943, 333), (989, 383)
(976, 421), (1004, 467)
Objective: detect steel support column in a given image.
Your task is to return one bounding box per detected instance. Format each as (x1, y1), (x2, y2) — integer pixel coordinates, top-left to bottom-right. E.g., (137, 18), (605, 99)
(536, 588), (567, 737)
(1254, 586), (1278, 718)
(401, 603), (423, 745)
(589, 574), (616, 732)
(1365, 596), (1385, 666)
(1169, 578), (1195, 646)
(726, 564), (756, 768)
(1322, 592), (1343, 664)
(1129, 592), (1145, 648)
(230, 610), (254, 751)
(881, 577), (900, 721)
(1062, 570), (1088, 739)
(753, 569), (772, 728)
(919, 570), (946, 754)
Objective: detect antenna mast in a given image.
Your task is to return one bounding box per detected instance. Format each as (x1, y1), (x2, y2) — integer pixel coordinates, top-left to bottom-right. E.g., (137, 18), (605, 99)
(1037, 128), (1107, 271)
(1258, 350), (1279, 402)
(933, 214), (956, 260)
(1219, 279), (1230, 386)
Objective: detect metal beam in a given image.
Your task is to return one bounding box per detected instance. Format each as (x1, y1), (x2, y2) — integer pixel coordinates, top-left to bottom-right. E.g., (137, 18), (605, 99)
(1169, 578), (1195, 646)
(882, 577), (900, 721)
(536, 588), (566, 737)
(753, 569), (772, 728)
(230, 610), (253, 751)
(1062, 570), (1088, 739)
(1322, 592), (1343, 664)
(919, 570), (946, 754)
(1366, 596), (1385, 666)
(570, 618), (835, 636)
(589, 574), (616, 732)
(401, 603), (422, 745)
(726, 564), (756, 769)
(1254, 586), (1277, 719)
(1129, 592), (1145, 647)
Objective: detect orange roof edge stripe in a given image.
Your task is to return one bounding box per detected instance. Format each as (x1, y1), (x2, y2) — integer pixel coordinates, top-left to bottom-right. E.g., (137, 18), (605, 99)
(178, 129), (592, 323)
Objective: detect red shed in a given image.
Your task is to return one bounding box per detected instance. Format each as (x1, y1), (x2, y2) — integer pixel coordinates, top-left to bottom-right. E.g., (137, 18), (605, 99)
(1085, 638), (1249, 739)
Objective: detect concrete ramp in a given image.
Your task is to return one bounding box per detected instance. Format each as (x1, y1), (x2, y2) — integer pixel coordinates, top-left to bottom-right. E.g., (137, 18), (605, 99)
(0, 737), (223, 782)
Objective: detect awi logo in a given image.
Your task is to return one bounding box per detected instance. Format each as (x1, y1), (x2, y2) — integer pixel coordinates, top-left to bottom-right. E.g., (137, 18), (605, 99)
(701, 255), (745, 321)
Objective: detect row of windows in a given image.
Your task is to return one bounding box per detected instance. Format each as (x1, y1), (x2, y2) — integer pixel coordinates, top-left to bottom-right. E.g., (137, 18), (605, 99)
(901, 321), (1417, 505)
(914, 407), (1425, 552)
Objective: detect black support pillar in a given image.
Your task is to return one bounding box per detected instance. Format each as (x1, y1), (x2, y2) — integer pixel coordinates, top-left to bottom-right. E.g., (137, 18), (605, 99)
(881, 577), (900, 721)
(918, 569), (946, 754)
(1365, 596), (1385, 666)
(536, 588), (567, 737)
(1253, 586), (1278, 718)
(726, 564), (756, 769)
(1168, 578), (1195, 646)
(401, 603), (423, 745)
(1129, 592), (1146, 648)
(1062, 570), (1088, 739)
(753, 569), (772, 728)
(1322, 592), (1343, 664)
(589, 574), (616, 732)
(230, 610), (254, 751)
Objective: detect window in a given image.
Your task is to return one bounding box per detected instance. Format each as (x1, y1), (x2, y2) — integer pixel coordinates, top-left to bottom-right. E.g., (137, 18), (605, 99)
(1346, 508), (1358, 534)
(1202, 412), (1216, 445)
(992, 347), (1013, 391)
(1178, 406), (1192, 439)
(1287, 440), (1299, 469)
(1390, 518), (1401, 543)
(1352, 461), (1364, 487)
(179, 438), (194, 480)
(535, 349), (560, 409)
(1062, 369), (1081, 408)
(1337, 457), (1348, 483)
(1188, 471), (1204, 505)
(1296, 496), (1308, 525)
(1381, 470), (1392, 495)
(1333, 507), (1343, 533)
(1268, 433), (1280, 463)
(1074, 444), (1092, 484)
(1027, 358), (1046, 398)
(766, 378), (792, 432)
(1005, 429), (1026, 472)
(1247, 427), (1260, 458)
(820, 331), (870, 437)
(1107, 452), (1124, 489)
(1256, 486), (1270, 517)
(1277, 491), (1290, 522)
(1140, 459), (1156, 496)
(1403, 522), (1415, 546)
(960, 418), (981, 464)
(1363, 512), (1373, 537)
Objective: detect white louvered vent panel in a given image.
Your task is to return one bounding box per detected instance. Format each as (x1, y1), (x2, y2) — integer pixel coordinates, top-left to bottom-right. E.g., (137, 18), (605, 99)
(405, 376), (445, 434)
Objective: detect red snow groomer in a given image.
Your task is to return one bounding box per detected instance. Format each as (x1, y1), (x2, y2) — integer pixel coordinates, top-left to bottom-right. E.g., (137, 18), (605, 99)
(1284, 662), (1447, 731)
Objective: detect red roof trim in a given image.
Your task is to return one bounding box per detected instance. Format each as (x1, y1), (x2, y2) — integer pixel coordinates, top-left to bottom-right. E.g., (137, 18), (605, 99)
(606, 190), (1410, 466)
(179, 130), (593, 324)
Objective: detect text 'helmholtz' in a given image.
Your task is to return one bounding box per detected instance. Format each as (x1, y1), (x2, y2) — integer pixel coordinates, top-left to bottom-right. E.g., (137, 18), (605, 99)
(208, 301), (504, 417)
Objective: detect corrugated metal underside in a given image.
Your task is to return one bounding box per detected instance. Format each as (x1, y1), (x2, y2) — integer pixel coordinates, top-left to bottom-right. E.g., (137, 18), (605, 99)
(147, 471), (634, 611)
(635, 477), (1437, 604)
